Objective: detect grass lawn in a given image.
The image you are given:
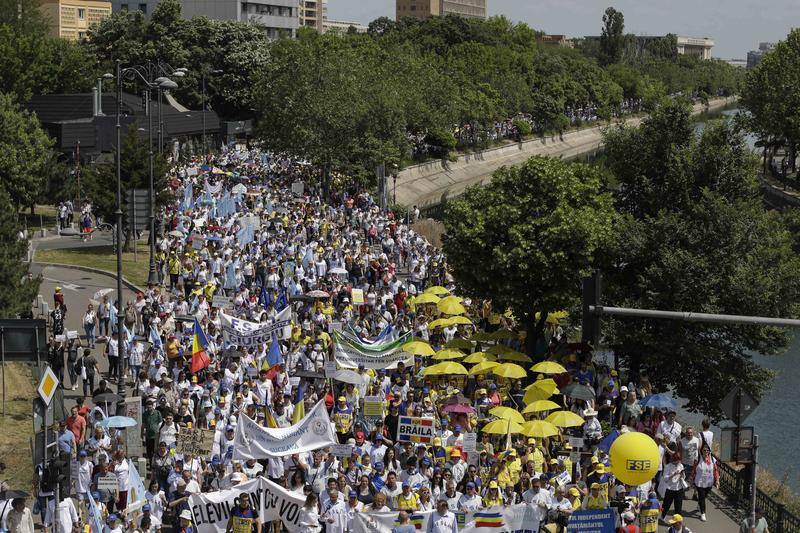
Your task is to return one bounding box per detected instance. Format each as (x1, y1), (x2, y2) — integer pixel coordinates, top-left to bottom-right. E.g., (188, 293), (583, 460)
(0, 364), (36, 492)
(19, 205), (58, 232)
(35, 243), (152, 288)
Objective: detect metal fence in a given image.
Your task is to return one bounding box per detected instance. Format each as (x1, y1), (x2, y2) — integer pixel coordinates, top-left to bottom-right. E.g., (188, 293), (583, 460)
(716, 456), (800, 533)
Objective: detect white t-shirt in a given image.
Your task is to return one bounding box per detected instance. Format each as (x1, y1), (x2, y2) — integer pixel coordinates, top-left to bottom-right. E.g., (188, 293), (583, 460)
(115, 459), (130, 491)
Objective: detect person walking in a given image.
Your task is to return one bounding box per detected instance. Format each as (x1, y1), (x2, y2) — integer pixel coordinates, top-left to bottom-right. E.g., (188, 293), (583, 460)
(660, 451), (686, 520)
(691, 445), (718, 522)
(83, 303), (97, 349)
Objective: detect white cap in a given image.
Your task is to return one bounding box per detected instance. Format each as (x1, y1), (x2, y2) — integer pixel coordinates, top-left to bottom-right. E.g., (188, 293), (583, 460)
(620, 386), (629, 392)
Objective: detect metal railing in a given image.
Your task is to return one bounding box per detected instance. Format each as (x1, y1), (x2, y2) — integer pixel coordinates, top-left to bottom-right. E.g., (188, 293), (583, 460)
(715, 455), (800, 533)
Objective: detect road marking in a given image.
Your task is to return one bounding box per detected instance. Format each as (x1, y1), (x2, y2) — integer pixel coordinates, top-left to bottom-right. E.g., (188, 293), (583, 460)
(43, 277), (85, 291)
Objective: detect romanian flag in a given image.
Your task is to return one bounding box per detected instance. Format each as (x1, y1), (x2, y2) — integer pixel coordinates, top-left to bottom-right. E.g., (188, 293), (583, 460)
(265, 336), (283, 379)
(291, 383), (305, 425)
(473, 512), (504, 529)
(394, 514), (425, 530)
(191, 318), (211, 374)
(264, 405), (278, 428)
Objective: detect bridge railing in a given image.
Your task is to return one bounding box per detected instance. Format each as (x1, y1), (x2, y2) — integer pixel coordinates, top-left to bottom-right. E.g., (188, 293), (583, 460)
(715, 455), (800, 533)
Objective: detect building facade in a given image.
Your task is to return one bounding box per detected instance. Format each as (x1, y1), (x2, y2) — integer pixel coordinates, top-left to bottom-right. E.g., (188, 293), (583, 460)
(111, 0), (298, 38)
(747, 42), (776, 69)
(323, 19), (368, 34)
(38, 0), (112, 41)
(396, 0), (486, 21)
(299, 0), (327, 32)
(676, 36), (714, 60)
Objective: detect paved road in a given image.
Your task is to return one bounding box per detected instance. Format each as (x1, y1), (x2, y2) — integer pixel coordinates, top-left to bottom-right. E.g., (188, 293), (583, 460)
(31, 263), (137, 402)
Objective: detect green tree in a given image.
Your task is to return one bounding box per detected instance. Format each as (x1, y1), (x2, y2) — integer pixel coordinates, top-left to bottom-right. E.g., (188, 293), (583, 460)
(599, 7), (625, 65)
(740, 29), (800, 170)
(0, 189), (40, 318)
(602, 103), (800, 416)
(0, 93), (53, 209)
(442, 156), (616, 355)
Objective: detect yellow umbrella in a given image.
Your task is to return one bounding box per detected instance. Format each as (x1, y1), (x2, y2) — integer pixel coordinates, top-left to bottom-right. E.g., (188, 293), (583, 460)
(523, 387), (553, 403)
(497, 351), (532, 363)
(428, 319), (451, 330)
(489, 330), (517, 340)
(489, 406), (525, 424)
(522, 400), (561, 414)
(437, 296), (467, 316)
(482, 418), (523, 435)
(402, 341), (435, 357)
(545, 411), (585, 428)
(462, 352), (495, 364)
(414, 293), (441, 305)
(535, 310), (569, 324)
(531, 361), (568, 374)
(425, 286), (450, 296)
(521, 420), (560, 438)
(523, 379), (560, 403)
(493, 363), (527, 380)
(435, 361), (468, 375)
(469, 332), (494, 342)
(469, 361), (499, 375)
(445, 339), (473, 350)
(432, 349), (466, 360)
(447, 316), (473, 326)
(525, 378), (559, 394)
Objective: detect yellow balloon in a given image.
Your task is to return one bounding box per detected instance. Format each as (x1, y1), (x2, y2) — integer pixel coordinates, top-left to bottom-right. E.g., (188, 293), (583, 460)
(610, 431), (660, 485)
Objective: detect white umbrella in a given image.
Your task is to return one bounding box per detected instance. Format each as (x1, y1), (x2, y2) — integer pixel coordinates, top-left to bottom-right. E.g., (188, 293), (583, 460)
(93, 288), (114, 301)
(168, 230), (184, 238)
(232, 184), (247, 194)
(330, 267), (348, 275)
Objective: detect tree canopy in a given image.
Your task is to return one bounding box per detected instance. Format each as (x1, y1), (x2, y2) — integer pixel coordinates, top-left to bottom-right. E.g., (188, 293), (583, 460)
(442, 156), (615, 353)
(602, 102), (800, 416)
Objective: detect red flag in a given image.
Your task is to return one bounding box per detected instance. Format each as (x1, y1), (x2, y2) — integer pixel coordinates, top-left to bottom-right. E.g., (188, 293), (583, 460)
(191, 319), (211, 373)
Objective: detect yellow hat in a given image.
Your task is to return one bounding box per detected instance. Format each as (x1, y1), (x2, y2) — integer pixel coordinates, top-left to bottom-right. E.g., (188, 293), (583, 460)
(668, 514), (684, 525)
(507, 449), (517, 456)
(477, 388), (487, 395)
(591, 456), (599, 464)
(55, 287), (62, 292)
(590, 483), (600, 490)
(549, 458), (559, 465)
(450, 448), (461, 457)
(433, 437), (442, 446)
(338, 396), (346, 402)
(527, 438), (536, 444)
(611, 369), (618, 376)
(595, 463), (605, 473)
(488, 481), (499, 489)
(569, 488), (581, 497)
(564, 443), (573, 450)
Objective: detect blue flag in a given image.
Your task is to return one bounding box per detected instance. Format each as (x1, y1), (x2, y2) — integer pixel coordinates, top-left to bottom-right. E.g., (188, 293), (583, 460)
(267, 336), (282, 368)
(275, 288), (289, 312)
(259, 286), (273, 310)
(86, 490), (104, 533)
(182, 182), (193, 211)
(149, 326), (163, 354)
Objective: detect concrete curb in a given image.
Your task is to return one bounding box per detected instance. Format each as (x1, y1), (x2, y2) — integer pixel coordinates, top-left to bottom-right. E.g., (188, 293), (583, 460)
(33, 261), (145, 294)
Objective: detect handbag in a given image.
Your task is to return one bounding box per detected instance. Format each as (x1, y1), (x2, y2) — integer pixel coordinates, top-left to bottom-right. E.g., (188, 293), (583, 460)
(680, 475), (690, 491)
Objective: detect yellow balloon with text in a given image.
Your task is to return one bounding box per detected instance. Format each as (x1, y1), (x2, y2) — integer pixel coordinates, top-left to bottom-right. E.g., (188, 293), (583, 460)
(610, 431), (660, 485)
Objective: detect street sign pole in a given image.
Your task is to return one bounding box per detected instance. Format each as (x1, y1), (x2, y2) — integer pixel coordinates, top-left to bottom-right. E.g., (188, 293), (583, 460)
(1, 327), (5, 417)
(749, 434), (759, 533)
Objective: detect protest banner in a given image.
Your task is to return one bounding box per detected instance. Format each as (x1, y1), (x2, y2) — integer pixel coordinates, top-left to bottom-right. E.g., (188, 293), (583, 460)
(353, 509), (433, 533)
(330, 444), (353, 457)
(362, 396), (384, 418)
(97, 474), (118, 491)
(351, 288), (364, 305)
(353, 504), (536, 533)
(189, 477), (305, 533)
(233, 401), (337, 459)
(122, 396), (143, 457)
(566, 509), (616, 533)
(176, 427), (216, 457)
(220, 308), (292, 347)
(86, 491), (104, 533)
(397, 416), (435, 444)
(332, 331), (412, 370)
(212, 295), (233, 309)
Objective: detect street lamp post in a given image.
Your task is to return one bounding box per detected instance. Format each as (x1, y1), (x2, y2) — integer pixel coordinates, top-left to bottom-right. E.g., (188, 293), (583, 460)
(114, 59), (126, 401)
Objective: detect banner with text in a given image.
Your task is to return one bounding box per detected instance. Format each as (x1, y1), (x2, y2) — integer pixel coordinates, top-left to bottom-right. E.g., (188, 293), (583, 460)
(397, 416), (435, 444)
(189, 477), (306, 533)
(353, 505), (537, 533)
(566, 509), (616, 533)
(220, 308), (292, 347)
(233, 401), (337, 460)
(332, 331), (412, 370)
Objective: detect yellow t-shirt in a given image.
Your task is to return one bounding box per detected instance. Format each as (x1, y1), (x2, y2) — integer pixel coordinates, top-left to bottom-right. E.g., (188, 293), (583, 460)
(640, 508), (659, 533)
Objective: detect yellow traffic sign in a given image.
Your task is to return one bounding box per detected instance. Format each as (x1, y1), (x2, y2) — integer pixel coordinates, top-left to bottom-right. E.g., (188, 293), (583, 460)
(37, 366), (59, 406)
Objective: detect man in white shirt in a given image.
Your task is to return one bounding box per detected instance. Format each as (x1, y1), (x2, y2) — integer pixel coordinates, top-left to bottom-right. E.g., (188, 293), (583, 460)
(658, 411), (682, 444)
(52, 497), (79, 533)
(427, 499), (458, 533)
(76, 450), (94, 501)
(321, 489), (347, 533)
(522, 477), (551, 531)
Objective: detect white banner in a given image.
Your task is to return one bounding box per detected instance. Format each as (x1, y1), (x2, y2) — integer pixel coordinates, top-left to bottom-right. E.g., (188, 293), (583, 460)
(333, 332), (412, 370)
(189, 477), (306, 533)
(220, 308), (292, 347)
(233, 401), (337, 460)
(352, 505), (537, 533)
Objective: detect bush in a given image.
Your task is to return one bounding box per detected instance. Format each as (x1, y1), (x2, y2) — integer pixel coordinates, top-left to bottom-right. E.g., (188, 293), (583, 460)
(512, 118), (532, 139)
(425, 128), (458, 158)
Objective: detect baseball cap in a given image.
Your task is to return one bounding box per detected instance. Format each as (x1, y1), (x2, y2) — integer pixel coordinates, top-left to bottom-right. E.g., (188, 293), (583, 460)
(108, 514), (119, 523)
(595, 463), (605, 473)
(466, 482), (476, 489)
(453, 424), (461, 432)
(338, 396), (346, 402)
(569, 488), (581, 497)
(421, 456), (432, 466)
(620, 386), (628, 392)
(433, 437), (442, 446)
(79, 450), (88, 457)
(668, 514), (684, 524)
(488, 480), (499, 489)
(142, 504), (152, 512)
(402, 481), (410, 488)
(375, 434), (383, 440)
(349, 490), (357, 498)
(355, 431), (365, 441)
(450, 448), (461, 457)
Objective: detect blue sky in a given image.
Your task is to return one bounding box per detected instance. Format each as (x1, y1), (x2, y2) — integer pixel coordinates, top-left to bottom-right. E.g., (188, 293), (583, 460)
(327, 0), (800, 59)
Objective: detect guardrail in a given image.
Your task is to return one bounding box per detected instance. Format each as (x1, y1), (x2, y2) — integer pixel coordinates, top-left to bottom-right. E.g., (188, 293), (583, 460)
(715, 455), (800, 533)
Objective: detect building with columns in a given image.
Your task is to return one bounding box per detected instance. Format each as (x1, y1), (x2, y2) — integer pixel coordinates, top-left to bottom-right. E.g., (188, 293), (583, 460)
(396, 0), (486, 21)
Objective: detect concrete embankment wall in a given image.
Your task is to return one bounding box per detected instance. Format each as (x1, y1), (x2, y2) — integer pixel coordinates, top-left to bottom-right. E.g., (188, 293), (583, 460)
(396, 97), (737, 207)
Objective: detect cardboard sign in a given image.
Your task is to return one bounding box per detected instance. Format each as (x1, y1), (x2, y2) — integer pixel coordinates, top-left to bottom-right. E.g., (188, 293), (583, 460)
(462, 432), (478, 453)
(324, 361), (337, 378)
(568, 437), (585, 449)
(362, 396), (384, 418)
(55, 334), (66, 343)
(212, 295), (233, 309)
(291, 181), (304, 197)
(122, 396), (144, 458)
(330, 444), (354, 458)
(553, 470), (572, 486)
(397, 416), (435, 444)
(192, 236), (204, 250)
(351, 289), (364, 305)
(97, 474), (118, 492)
(175, 427), (216, 457)
(67, 330), (79, 340)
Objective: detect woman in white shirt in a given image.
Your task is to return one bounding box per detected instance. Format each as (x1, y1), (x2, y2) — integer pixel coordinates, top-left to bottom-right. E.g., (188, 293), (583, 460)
(298, 493), (321, 533)
(83, 303), (97, 349)
(660, 450), (686, 520)
(145, 479), (167, 521)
